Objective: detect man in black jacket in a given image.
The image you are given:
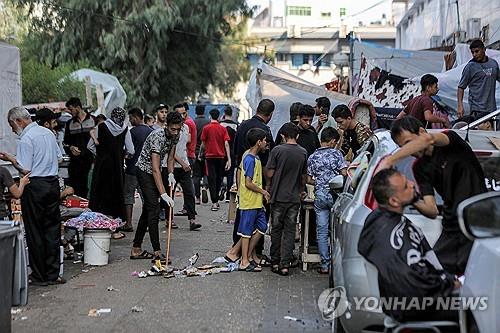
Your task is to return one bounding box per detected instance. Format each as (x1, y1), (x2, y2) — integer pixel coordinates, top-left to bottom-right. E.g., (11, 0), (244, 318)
(358, 169), (460, 322)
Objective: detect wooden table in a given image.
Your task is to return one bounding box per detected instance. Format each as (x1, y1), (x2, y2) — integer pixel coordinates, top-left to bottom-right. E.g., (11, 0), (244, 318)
(300, 198), (321, 271)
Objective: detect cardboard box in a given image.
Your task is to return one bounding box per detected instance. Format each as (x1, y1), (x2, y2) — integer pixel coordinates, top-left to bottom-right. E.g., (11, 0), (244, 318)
(63, 195), (89, 208)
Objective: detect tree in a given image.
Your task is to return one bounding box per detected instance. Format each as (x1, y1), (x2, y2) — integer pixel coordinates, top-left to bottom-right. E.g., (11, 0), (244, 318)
(0, 0), (28, 42)
(14, 0), (250, 110)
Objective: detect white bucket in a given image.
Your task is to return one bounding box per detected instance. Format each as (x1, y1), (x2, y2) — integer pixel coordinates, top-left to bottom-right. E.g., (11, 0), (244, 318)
(84, 230), (111, 266)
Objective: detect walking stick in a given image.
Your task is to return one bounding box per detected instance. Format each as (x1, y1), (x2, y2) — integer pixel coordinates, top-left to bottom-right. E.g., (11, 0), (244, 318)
(165, 186), (174, 267)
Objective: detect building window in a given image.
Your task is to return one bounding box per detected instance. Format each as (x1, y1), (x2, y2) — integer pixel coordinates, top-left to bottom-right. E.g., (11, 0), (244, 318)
(276, 53), (286, 62)
(287, 6), (311, 16)
(321, 12), (331, 18)
(292, 54), (304, 68)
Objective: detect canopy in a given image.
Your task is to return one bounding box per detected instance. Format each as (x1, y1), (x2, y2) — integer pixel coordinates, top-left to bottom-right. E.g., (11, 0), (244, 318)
(70, 69), (127, 115)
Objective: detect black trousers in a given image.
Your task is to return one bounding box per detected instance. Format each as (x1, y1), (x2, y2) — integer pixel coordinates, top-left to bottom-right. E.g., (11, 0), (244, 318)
(133, 170), (161, 252)
(270, 202), (300, 267)
(173, 168), (196, 220)
(67, 158), (92, 198)
(224, 166), (236, 200)
(21, 177), (61, 282)
(206, 158), (225, 203)
(434, 228), (473, 275)
(192, 159), (205, 198)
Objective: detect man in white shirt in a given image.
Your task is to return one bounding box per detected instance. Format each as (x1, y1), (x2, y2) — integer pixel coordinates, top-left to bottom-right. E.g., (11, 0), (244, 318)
(0, 106), (64, 286)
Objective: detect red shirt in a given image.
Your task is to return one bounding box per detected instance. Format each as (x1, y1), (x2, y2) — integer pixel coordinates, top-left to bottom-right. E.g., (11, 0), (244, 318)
(201, 121), (230, 159)
(185, 117), (197, 159)
(404, 94), (434, 126)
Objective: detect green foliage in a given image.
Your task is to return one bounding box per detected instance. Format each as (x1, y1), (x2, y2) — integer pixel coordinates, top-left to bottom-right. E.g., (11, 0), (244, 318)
(14, 0), (251, 110)
(0, 1), (29, 42)
(21, 58), (88, 105)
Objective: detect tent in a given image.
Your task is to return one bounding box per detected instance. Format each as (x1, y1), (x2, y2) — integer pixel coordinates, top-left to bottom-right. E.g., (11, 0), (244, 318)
(0, 42), (21, 156)
(69, 69), (127, 115)
(246, 61), (353, 135)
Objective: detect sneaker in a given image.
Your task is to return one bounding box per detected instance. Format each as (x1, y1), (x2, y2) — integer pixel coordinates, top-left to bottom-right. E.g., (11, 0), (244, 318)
(195, 197), (201, 205)
(190, 222), (202, 231)
(211, 203), (220, 211)
(201, 188), (208, 203)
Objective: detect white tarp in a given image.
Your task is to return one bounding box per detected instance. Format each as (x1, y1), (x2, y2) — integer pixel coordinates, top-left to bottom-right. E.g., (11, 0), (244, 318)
(0, 42), (22, 155)
(70, 69), (126, 115)
(353, 41), (446, 79)
(246, 62), (353, 135)
(411, 44), (500, 113)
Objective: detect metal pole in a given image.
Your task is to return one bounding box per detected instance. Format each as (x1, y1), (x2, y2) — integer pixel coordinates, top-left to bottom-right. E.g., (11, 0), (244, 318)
(455, 0), (461, 32)
(349, 31), (354, 96)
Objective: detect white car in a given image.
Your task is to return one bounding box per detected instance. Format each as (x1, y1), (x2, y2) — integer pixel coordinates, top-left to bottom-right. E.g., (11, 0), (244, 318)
(330, 129), (500, 333)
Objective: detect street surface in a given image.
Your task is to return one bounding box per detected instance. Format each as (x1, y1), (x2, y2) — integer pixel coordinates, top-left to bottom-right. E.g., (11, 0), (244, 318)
(12, 195), (331, 333)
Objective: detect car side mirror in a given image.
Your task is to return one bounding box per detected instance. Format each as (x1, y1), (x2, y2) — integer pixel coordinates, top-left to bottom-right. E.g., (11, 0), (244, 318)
(458, 192), (500, 240)
(329, 175), (345, 193)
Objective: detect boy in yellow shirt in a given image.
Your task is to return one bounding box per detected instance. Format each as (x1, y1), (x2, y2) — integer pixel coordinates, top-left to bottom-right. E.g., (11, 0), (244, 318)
(227, 128), (270, 272)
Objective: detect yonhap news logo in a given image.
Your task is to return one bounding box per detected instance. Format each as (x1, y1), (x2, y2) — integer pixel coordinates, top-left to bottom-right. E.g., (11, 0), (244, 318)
(318, 288), (488, 321)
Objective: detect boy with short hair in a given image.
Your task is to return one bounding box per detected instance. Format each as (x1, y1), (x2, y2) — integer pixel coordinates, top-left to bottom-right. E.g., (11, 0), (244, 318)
(236, 128), (270, 271)
(266, 122), (308, 276)
(307, 127), (347, 274)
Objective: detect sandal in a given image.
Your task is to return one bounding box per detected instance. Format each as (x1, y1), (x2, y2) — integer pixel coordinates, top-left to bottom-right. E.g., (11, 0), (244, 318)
(317, 267), (329, 275)
(250, 260), (263, 272)
(130, 250), (155, 260)
(224, 255), (240, 263)
(258, 256), (272, 267)
(271, 265), (289, 276)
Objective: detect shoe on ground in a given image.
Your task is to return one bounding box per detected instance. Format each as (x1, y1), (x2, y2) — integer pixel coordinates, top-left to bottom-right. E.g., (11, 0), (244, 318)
(167, 221), (179, 229)
(211, 203), (220, 211)
(48, 277), (66, 285)
(190, 222), (202, 231)
(195, 197), (201, 205)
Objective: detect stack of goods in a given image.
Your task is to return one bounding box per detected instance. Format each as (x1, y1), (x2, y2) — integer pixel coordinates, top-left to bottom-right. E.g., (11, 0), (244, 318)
(64, 212), (124, 231)
(62, 195), (89, 208)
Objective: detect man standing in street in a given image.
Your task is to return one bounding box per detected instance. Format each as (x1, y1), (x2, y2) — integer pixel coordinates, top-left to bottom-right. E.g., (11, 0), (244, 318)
(182, 102), (197, 165)
(170, 103), (201, 231)
(1, 106), (64, 285)
(200, 108), (231, 211)
(458, 39), (500, 119)
(122, 107), (152, 233)
(193, 104), (210, 204)
(275, 102), (302, 145)
(296, 104), (321, 157)
(152, 104), (168, 129)
(266, 123), (308, 276)
(334, 104), (373, 159)
(64, 97), (96, 198)
(381, 116), (487, 275)
(220, 105), (239, 202)
(131, 111), (181, 262)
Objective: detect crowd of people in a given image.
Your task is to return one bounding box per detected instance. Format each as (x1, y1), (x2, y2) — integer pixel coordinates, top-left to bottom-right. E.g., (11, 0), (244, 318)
(0, 39), (497, 319)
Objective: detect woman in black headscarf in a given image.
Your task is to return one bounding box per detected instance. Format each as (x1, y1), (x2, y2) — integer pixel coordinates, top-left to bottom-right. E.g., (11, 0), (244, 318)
(88, 107), (134, 237)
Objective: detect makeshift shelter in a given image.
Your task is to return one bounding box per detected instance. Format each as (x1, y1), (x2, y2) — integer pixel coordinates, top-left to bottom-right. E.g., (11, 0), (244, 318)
(246, 62), (354, 135)
(69, 69), (127, 115)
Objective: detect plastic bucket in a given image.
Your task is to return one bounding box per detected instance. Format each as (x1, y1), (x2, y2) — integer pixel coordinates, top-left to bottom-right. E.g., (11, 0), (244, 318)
(84, 230), (111, 266)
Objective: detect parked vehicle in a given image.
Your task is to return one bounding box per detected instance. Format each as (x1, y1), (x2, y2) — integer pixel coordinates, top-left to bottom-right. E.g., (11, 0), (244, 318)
(330, 129), (500, 333)
(458, 191), (500, 333)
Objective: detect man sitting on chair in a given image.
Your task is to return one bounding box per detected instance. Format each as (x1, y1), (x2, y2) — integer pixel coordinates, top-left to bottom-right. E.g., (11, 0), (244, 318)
(358, 169), (460, 323)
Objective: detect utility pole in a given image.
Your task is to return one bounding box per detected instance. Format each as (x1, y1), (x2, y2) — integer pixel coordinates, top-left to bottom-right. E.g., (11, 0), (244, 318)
(455, 0), (461, 32)
(348, 31), (354, 95)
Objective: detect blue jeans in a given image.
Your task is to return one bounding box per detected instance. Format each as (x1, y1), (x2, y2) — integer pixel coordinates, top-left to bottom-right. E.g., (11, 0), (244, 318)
(314, 192), (335, 270)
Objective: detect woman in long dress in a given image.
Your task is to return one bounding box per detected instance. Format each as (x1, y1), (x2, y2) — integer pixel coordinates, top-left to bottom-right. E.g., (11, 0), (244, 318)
(88, 107), (134, 238)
